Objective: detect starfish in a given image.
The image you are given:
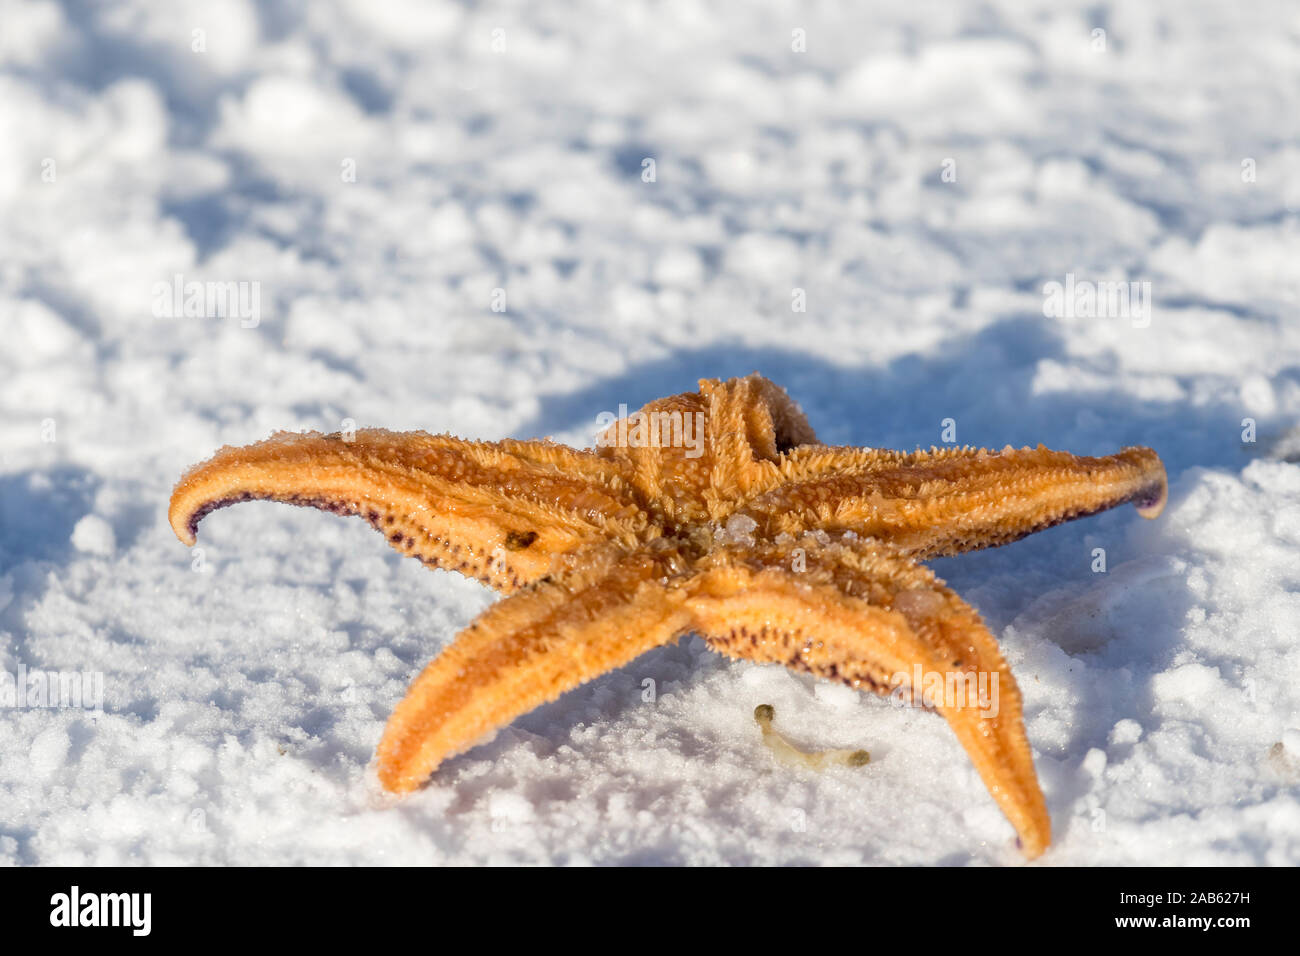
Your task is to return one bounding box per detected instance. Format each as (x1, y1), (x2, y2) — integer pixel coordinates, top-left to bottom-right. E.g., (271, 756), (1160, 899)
(168, 374), (1166, 858)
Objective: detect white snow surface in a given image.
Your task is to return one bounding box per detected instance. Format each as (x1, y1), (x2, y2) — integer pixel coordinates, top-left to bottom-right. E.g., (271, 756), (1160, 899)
(2, 0), (1299, 865)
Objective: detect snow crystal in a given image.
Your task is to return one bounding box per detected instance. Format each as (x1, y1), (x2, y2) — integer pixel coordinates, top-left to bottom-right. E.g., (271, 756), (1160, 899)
(721, 513), (758, 546)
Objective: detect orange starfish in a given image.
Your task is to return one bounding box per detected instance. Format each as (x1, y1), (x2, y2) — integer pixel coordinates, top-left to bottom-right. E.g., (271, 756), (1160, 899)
(168, 374), (1166, 858)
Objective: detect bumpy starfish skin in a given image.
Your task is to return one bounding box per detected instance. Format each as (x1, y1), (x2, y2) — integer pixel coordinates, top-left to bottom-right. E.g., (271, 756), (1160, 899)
(169, 374), (1167, 859)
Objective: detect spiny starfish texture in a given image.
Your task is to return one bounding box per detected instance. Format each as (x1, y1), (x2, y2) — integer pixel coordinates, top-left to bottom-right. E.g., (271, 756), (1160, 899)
(169, 374), (1166, 858)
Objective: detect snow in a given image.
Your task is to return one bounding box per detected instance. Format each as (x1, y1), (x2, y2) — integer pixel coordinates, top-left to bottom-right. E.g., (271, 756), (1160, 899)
(2, 0), (1298, 864)
(70, 515), (115, 556)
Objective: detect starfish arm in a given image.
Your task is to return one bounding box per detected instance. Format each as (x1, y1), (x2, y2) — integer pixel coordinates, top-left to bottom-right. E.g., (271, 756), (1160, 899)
(753, 444), (1167, 558)
(377, 546), (692, 792)
(594, 374), (821, 524)
(168, 429), (644, 591)
(684, 538), (1051, 858)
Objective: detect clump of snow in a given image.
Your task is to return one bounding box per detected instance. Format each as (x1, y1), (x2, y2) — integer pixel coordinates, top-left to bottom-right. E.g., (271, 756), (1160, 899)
(719, 513), (758, 547)
(1, 0), (1297, 865)
(71, 515), (115, 556)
